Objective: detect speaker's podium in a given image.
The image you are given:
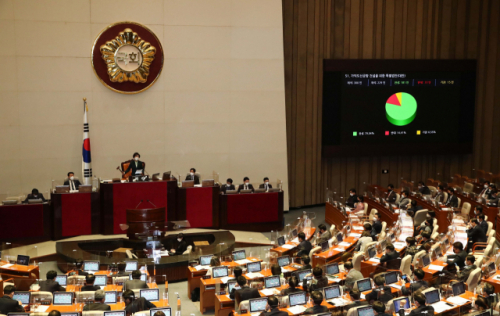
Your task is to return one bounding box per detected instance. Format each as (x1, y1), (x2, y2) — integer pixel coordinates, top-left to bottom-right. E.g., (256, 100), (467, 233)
(125, 207), (166, 239)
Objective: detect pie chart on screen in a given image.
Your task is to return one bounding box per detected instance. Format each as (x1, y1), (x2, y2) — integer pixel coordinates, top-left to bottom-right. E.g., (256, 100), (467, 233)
(385, 92), (417, 126)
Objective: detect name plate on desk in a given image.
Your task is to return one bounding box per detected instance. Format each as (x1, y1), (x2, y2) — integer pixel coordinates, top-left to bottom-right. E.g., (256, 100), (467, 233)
(219, 291), (226, 295)
(202, 275), (211, 280)
(240, 310), (248, 314)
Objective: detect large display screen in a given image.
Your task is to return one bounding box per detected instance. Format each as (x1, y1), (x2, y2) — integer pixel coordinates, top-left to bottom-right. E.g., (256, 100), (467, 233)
(322, 60), (476, 156)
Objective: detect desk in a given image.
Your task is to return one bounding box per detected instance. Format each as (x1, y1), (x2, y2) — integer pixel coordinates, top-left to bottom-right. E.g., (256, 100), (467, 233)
(233, 300), (334, 316)
(0, 261), (40, 279)
(100, 180), (177, 234)
(219, 192), (284, 232)
(271, 228), (316, 256)
(364, 197), (400, 225)
(44, 299), (169, 312)
(0, 203), (51, 242)
(325, 202), (348, 228)
(52, 192), (100, 239)
(484, 270), (500, 292)
(176, 186), (220, 228)
(215, 293), (235, 316)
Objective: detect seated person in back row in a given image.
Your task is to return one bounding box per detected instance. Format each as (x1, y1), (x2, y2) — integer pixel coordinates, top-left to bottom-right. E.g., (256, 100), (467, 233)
(23, 188), (47, 203)
(417, 181), (431, 195)
(380, 244), (399, 264)
(123, 289), (156, 315)
(221, 178), (235, 193)
(40, 270), (66, 293)
(81, 274), (101, 292)
(262, 296), (288, 316)
(315, 224), (331, 245)
(185, 168), (200, 184)
(299, 255), (312, 271)
(343, 289), (368, 311)
(238, 177), (254, 192)
(373, 300), (392, 316)
(346, 189), (358, 207)
(281, 276), (303, 295)
(115, 262), (130, 277)
(365, 275), (393, 303)
(170, 233), (187, 255)
(296, 232), (312, 257)
(64, 171), (81, 190)
(0, 285), (25, 315)
(386, 184), (397, 203)
(124, 270), (148, 291)
(83, 290), (111, 311)
(229, 276), (260, 303)
(259, 177), (273, 190)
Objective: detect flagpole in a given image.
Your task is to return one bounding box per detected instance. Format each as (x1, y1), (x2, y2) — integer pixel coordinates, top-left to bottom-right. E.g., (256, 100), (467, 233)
(82, 97), (92, 185)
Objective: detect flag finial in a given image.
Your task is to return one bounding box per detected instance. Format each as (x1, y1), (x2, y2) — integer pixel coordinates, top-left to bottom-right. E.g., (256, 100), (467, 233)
(83, 97), (87, 101)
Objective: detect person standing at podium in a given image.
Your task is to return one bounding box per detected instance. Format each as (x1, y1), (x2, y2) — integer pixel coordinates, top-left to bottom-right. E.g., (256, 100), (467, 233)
(185, 168), (200, 184)
(64, 172), (81, 190)
(123, 152), (145, 176)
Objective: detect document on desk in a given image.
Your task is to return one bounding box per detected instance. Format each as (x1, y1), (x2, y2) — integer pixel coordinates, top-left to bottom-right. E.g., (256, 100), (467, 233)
(352, 226), (364, 231)
(389, 284), (402, 290)
(333, 247), (346, 252)
(1, 263), (13, 268)
(330, 298), (350, 306)
(287, 305), (307, 314)
(427, 264), (445, 271)
(260, 288), (279, 296)
(446, 296), (470, 305)
(349, 233), (361, 238)
(431, 301), (455, 313)
(456, 226), (467, 231)
(453, 219), (465, 225)
(393, 242), (407, 249)
(281, 244), (296, 249)
(368, 258), (380, 263)
(291, 237), (299, 243)
(219, 276), (231, 284)
(246, 272), (264, 279)
(339, 242), (351, 247)
(235, 259), (252, 265)
(32, 305), (50, 313)
(194, 265), (210, 271)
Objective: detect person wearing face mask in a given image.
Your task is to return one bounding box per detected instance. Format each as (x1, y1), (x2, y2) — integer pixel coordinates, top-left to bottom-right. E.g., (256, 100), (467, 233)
(477, 214), (488, 234)
(23, 188), (47, 203)
(445, 187), (459, 207)
(479, 181), (491, 198)
(185, 168), (200, 184)
(434, 185), (445, 202)
(417, 181), (431, 195)
(371, 213), (382, 239)
(64, 172), (81, 190)
(170, 233), (188, 255)
(221, 178), (235, 193)
(397, 191), (410, 209)
(487, 189), (498, 206)
(259, 177), (273, 190)
(403, 237), (419, 261)
(386, 184), (397, 203)
(456, 255), (477, 282)
(238, 177), (254, 192)
(346, 188), (358, 207)
(467, 218), (487, 250)
(122, 152), (145, 178)
(474, 205), (484, 219)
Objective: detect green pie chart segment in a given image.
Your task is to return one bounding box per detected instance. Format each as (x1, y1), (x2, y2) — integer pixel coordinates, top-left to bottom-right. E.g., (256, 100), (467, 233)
(385, 92), (417, 126)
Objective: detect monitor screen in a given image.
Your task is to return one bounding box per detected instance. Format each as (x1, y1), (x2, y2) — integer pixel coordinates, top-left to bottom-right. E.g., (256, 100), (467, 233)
(200, 255), (212, 266)
(83, 261), (99, 271)
(61, 313), (80, 316)
(357, 278), (372, 292)
(227, 281), (237, 293)
(321, 241), (329, 252)
(337, 233), (343, 243)
(393, 297), (410, 312)
(125, 261), (138, 272)
(94, 275), (107, 286)
(425, 289), (440, 304)
(277, 256), (290, 267)
(264, 276), (281, 288)
(277, 236), (285, 246)
(324, 285), (341, 300)
(140, 289), (159, 302)
(12, 292), (31, 305)
(16, 255), (30, 266)
(294, 269), (311, 282)
(422, 255), (431, 267)
(232, 250), (246, 261)
(104, 311), (126, 316)
(357, 306), (375, 316)
(249, 298), (268, 312)
(104, 291), (117, 304)
(212, 266), (228, 278)
(53, 292), (74, 305)
(368, 247), (377, 258)
(289, 292), (307, 307)
(247, 262), (261, 273)
(322, 59), (476, 157)
(384, 272), (398, 285)
(150, 308), (171, 316)
(292, 229), (298, 238)
(488, 262), (496, 276)
(325, 263), (339, 275)
(452, 282), (466, 296)
(55, 275), (67, 286)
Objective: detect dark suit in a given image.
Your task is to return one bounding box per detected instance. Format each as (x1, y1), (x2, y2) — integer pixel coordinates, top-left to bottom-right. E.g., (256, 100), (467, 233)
(23, 193), (46, 203)
(124, 160), (145, 176)
(259, 183), (273, 190)
(419, 186), (431, 195)
(115, 271), (130, 277)
(457, 264), (477, 282)
(418, 239), (432, 252)
(263, 307), (289, 316)
(478, 220), (488, 234)
(297, 240), (312, 257)
(238, 183), (255, 192)
(298, 264), (312, 271)
(386, 191), (397, 203)
(488, 196), (499, 206)
(221, 184), (235, 193)
(304, 305), (329, 314)
(174, 240), (188, 255)
(81, 285), (101, 292)
(344, 300), (368, 313)
(346, 195), (358, 207)
(380, 251), (399, 264)
(39, 279), (66, 293)
(445, 195), (459, 208)
(303, 276), (329, 292)
(434, 192), (444, 203)
(77, 269), (89, 276)
(407, 305), (434, 316)
(372, 220), (382, 237)
(185, 174), (200, 185)
(365, 286), (393, 303)
(0, 296), (25, 314)
(282, 288), (303, 295)
(64, 179), (82, 190)
(83, 302), (111, 311)
(123, 279), (148, 291)
(232, 285), (260, 306)
(401, 280), (428, 296)
(448, 250), (468, 269)
(124, 297), (155, 315)
(467, 225), (487, 248)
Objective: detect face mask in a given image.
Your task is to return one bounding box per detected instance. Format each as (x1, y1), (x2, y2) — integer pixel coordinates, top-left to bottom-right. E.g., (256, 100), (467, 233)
(245, 182), (249, 185)
(419, 186), (422, 189)
(134, 157), (139, 161)
(485, 185), (489, 188)
(265, 181), (269, 184)
(190, 172), (194, 176)
(70, 176), (74, 180)
(227, 183), (231, 186)
(177, 238), (182, 242)
(350, 193), (354, 196)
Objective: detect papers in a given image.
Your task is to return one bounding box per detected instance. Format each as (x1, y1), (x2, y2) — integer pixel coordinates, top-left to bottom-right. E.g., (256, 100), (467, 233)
(292, 237), (299, 243)
(225, 294), (233, 300)
(456, 232), (467, 239)
(1, 264), (13, 268)
(219, 276), (231, 284)
(194, 265), (210, 271)
(353, 226), (364, 231)
(282, 266), (294, 271)
(330, 298), (350, 306)
(441, 208), (452, 211)
(453, 219), (465, 224)
(456, 226), (467, 231)
(246, 272), (264, 279)
(281, 244), (296, 250)
(446, 296), (470, 305)
(427, 264), (445, 271)
(235, 259), (252, 265)
(338, 242), (352, 247)
(327, 276), (342, 283)
(389, 284), (402, 290)
(431, 301), (455, 313)
(393, 242), (407, 249)
(32, 305), (49, 313)
(368, 258), (380, 263)
(333, 248), (346, 252)
(260, 288), (280, 296)
(287, 305), (307, 315)
(349, 233), (361, 238)
(360, 294), (366, 299)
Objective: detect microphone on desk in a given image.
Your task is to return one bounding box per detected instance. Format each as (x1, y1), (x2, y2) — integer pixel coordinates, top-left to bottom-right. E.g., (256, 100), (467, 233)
(147, 199), (157, 207)
(135, 200), (144, 208)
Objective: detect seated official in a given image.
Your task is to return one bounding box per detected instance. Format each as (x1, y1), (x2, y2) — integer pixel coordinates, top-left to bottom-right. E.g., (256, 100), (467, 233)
(23, 188), (46, 203)
(185, 168), (200, 185)
(303, 267), (329, 292)
(206, 256), (221, 276)
(170, 233), (188, 255)
(478, 214), (488, 234)
(282, 276), (303, 295)
(344, 289), (368, 312)
(417, 181), (431, 195)
(407, 293), (434, 316)
(73, 260), (89, 276)
(238, 177), (254, 192)
(124, 270), (148, 291)
(365, 275), (392, 303)
(457, 255), (477, 282)
(416, 211), (435, 233)
(380, 244), (399, 264)
(123, 289), (155, 315)
(316, 224), (331, 245)
(397, 191), (410, 209)
(363, 223), (375, 241)
(403, 237), (419, 261)
(371, 213), (382, 239)
(487, 189), (499, 206)
(296, 232), (312, 257)
(221, 178), (235, 193)
(373, 300), (392, 316)
(228, 266), (243, 283)
(447, 241), (467, 269)
(229, 276), (260, 306)
(417, 232), (432, 251)
(123, 152), (145, 177)
(445, 187), (459, 208)
(467, 218), (487, 250)
(402, 269), (428, 296)
(64, 172), (81, 190)
(259, 177), (273, 190)
(262, 296), (288, 316)
(479, 181), (491, 198)
(386, 184), (397, 203)
(81, 274), (101, 292)
(0, 285), (25, 315)
(83, 290), (111, 311)
(344, 261), (363, 291)
(483, 283), (497, 314)
(346, 188), (358, 207)
(407, 200), (423, 216)
(353, 196), (365, 215)
(417, 219), (433, 236)
(40, 270), (66, 293)
(487, 184), (497, 199)
(473, 205), (484, 219)
(303, 291), (328, 315)
(299, 255), (312, 271)
(355, 231), (373, 252)
(115, 262), (130, 277)
(434, 185), (445, 202)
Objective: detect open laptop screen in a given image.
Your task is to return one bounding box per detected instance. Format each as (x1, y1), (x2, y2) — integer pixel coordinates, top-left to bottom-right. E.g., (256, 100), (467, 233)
(357, 306), (375, 316)
(12, 292), (30, 305)
(277, 236), (285, 246)
(149, 308), (171, 316)
(53, 292), (74, 305)
(452, 282), (466, 296)
(289, 292), (307, 307)
(94, 275), (107, 286)
(125, 261), (138, 272)
(247, 262), (261, 273)
(200, 255), (212, 266)
(384, 272), (398, 285)
(212, 266), (228, 278)
(357, 278), (372, 292)
(104, 291), (117, 304)
(393, 297), (410, 312)
(55, 275), (67, 286)
(324, 285), (341, 300)
(325, 262), (339, 275)
(83, 261), (99, 271)
(232, 250), (246, 261)
(425, 289), (440, 304)
(277, 256), (290, 267)
(140, 289), (159, 302)
(249, 298), (268, 312)
(264, 276), (280, 288)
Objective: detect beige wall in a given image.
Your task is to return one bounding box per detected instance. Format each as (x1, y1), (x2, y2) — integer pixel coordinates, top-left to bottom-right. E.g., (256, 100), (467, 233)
(0, 0), (289, 209)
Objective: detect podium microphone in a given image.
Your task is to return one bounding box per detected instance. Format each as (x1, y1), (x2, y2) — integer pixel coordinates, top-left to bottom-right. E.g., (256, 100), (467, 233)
(135, 200), (144, 208)
(147, 199), (157, 207)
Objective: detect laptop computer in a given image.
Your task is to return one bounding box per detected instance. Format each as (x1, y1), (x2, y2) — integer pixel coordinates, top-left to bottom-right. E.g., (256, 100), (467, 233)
(336, 232), (343, 243)
(249, 297), (268, 313)
(83, 260), (99, 272)
(324, 285), (341, 301)
(421, 254), (431, 268)
(379, 240), (387, 251)
(94, 275), (107, 287)
(247, 262), (261, 273)
(16, 255), (30, 266)
(277, 236), (286, 246)
(451, 282), (466, 297)
(325, 262), (340, 275)
(55, 275), (68, 286)
(125, 261), (138, 272)
(487, 262), (496, 277)
(291, 228), (298, 238)
(128, 274), (147, 282)
(200, 255), (212, 266)
(12, 292), (31, 307)
(424, 288), (441, 305)
(232, 250), (246, 261)
(384, 271), (398, 285)
(277, 256), (290, 267)
(289, 292), (307, 307)
(104, 311), (126, 316)
(320, 241), (329, 252)
(212, 266), (229, 278)
(150, 308), (171, 316)
(61, 313), (80, 316)
(264, 276), (281, 288)
(53, 292), (75, 305)
(293, 269), (312, 283)
(104, 291), (117, 304)
(393, 297), (410, 312)
(357, 306), (375, 316)
(227, 281), (237, 294)
(367, 247), (377, 259)
(356, 278), (372, 292)
(140, 289), (159, 302)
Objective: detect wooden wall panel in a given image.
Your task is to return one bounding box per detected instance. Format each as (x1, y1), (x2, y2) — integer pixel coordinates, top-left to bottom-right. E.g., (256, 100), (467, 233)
(282, 0), (500, 208)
